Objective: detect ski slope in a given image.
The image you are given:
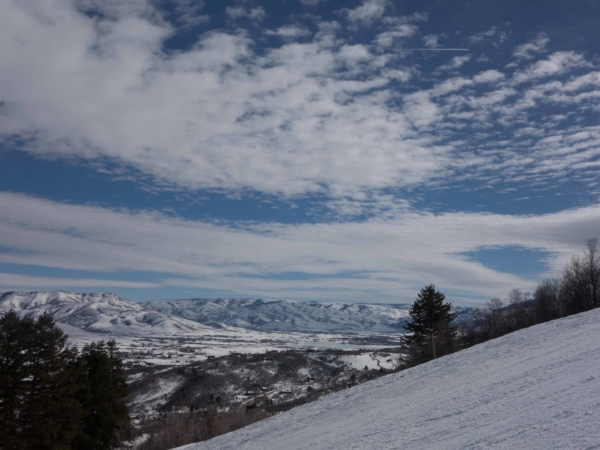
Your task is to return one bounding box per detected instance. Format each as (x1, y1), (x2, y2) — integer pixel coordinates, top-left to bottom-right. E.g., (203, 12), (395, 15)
(182, 308), (600, 450)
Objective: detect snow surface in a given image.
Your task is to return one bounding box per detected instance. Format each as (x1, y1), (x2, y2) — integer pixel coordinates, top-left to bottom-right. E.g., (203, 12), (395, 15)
(181, 308), (600, 450)
(339, 354), (380, 370)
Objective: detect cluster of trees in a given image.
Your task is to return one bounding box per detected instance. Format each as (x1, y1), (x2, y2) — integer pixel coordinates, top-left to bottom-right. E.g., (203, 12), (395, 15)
(403, 238), (600, 366)
(463, 238), (600, 345)
(0, 311), (130, 450)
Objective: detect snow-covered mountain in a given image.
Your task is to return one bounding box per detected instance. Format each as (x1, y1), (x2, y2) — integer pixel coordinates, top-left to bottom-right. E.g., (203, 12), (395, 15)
(142, 298), (411, 333)
(183, 308), (600, 450)
(0, 291), (216, 335)
(142, 298), (471, 333)
(143, 298), (446, 333)
(1, 291), (471, 335)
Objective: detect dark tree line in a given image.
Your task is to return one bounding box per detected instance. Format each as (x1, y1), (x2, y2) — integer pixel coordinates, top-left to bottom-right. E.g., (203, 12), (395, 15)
(403, 239), (600, 366)
(0, 311), (130, 450)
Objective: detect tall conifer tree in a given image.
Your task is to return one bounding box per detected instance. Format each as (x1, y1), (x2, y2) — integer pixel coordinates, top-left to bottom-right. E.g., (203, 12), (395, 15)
(403, 285), (456, 364)
(1, 312), (131, 450)
(74, 340), (131, 450)
(0, 311), (82, 450)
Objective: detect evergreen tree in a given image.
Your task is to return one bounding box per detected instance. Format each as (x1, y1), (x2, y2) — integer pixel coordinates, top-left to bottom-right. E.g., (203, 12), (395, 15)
(1, 312), (131, 450)
(74, 340), (131, 450)
(403, 285), (457, 365)
(0, 311), (82, 450)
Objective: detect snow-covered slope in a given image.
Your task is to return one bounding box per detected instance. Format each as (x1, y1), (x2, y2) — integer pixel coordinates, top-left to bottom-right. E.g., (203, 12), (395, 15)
(0, 291), (215, 335)
(143, 298), (471, 333)
(183, 308), (600, 450)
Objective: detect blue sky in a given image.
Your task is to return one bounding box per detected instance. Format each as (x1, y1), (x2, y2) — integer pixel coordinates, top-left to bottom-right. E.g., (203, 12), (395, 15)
(0, 0), (599, 305)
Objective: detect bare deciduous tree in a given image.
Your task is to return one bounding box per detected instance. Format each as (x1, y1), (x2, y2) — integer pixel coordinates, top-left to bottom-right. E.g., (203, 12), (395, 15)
(534, 278), (561, 322)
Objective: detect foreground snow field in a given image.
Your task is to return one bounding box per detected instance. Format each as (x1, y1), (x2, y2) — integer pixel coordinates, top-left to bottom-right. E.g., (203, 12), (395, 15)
(181, 309), (600, 450)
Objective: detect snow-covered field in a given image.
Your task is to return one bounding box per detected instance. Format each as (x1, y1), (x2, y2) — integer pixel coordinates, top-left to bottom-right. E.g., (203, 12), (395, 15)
(181, 308), (600, 450)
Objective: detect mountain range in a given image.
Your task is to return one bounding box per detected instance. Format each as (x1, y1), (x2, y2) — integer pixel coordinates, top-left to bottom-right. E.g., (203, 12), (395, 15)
(142, 298), (471, 333)
(0, 291), (215, 335)
(0, 291), (472, 335)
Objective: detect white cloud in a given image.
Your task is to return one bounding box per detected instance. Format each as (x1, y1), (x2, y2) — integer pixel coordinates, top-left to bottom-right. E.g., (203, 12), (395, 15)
(403, 92), (441, 128)
(431, 77), (474, 96)
(513, 52), (590, 84)
(473, 70), (505, 84)
(0, 0), (448, 199)
(423, 34), (444, 48)
(467, 26), (508, 45)
(225, 6), (265, 21)
(375, 24), (418, 48)
(0, 192), (597, 303)
(382, 12), (428, 25)
(266, 25), (312, 39)
(513, 33), (549, 60)
(563, 71), (600, 92)
(382, 68), (413, 82)
(0, 273), (159, 289)
(345, 0), (389, 26)
(436, 55), (470, 72)
(0, 0), (599, 211)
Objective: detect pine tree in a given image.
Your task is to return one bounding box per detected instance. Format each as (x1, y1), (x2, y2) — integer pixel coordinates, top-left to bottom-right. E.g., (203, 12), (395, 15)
(0, 311), (82, 450)
(74, 340), (131, 450)
(403, 285), (457, 365)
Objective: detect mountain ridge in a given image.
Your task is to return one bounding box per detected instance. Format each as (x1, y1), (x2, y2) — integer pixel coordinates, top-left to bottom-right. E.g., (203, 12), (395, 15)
(0, 290), (216, 335)
(143, 297), (472, 333)
(0, 291), (472, 334)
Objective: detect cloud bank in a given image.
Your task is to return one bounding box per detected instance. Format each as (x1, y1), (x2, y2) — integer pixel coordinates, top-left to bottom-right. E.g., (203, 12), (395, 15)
(0, 0), (599, 304)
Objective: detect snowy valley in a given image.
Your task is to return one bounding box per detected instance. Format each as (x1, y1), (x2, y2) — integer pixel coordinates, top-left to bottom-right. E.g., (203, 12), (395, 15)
(0, 291), (409, 421)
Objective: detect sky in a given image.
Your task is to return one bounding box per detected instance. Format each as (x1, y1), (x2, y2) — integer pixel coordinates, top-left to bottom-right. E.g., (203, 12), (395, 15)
(0, 0), (599, 306)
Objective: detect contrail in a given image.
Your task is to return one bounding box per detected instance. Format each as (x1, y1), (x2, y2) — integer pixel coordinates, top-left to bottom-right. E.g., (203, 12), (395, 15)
(398, 48), (470, 51)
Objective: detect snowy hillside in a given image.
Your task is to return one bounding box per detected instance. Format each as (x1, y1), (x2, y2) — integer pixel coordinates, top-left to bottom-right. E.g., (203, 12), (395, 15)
(143, 298), (471, 333)
(0, 291), (215, 335)
(182, 308), (600, 450)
